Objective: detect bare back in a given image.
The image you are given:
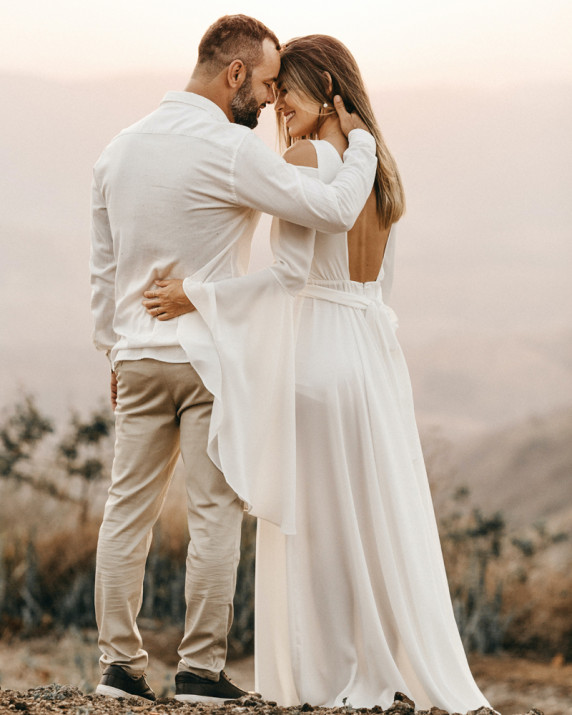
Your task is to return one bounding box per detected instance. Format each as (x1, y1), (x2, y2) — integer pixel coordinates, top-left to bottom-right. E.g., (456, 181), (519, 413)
(347, 191), (391, 283)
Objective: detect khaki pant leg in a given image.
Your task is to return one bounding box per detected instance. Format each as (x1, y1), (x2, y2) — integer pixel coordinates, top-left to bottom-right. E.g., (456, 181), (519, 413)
(95, 359), (180, 675)
(171, 364), (244, 679)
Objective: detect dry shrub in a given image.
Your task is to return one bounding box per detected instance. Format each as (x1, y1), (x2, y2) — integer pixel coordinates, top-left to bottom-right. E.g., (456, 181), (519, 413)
(501, 556), (572, 659)
(35, 520), (100, 590)
(438, 486), (572, 660)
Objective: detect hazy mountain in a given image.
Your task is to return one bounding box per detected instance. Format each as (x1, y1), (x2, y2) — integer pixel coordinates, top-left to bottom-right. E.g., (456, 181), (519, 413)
(439, 406), (572, 531)
(1, 73), (571, 439)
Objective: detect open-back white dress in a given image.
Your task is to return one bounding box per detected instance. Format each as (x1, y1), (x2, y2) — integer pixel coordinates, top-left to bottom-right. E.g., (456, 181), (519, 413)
(178, 139), (491, 712)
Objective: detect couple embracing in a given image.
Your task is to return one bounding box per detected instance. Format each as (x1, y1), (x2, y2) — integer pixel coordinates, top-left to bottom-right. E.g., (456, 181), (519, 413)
(90, 14), (491, 712)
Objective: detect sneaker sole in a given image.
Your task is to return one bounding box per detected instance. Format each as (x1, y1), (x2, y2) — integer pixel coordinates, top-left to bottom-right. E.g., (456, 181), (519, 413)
(175, 693), (239, 703)
(95, 684), (151, 702)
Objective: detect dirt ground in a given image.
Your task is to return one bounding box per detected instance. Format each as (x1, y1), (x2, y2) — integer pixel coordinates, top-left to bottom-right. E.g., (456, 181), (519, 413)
(0, 628), (569, 715)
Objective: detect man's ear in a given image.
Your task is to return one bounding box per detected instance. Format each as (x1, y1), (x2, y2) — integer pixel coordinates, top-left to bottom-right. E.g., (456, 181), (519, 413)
(227, 60), (247, 89)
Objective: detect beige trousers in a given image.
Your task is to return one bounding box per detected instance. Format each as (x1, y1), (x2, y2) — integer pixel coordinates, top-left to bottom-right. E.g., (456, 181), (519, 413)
(95, 359), (243, 678)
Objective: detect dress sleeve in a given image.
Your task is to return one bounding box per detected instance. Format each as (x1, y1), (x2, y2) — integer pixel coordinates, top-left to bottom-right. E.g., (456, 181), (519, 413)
(176, 168), (318, 535)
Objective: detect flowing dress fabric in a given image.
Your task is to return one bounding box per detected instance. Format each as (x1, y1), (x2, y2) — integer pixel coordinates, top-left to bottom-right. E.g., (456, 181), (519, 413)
(179, 140), (490, 711)
(178, 175), (316, 534)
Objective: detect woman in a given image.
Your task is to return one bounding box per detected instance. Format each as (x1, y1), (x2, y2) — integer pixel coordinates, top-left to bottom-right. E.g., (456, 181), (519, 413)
(144, 35), (492, 712)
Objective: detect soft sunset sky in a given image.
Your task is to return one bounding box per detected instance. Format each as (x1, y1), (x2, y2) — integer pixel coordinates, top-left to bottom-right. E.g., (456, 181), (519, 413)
(3, 0), (572, 87)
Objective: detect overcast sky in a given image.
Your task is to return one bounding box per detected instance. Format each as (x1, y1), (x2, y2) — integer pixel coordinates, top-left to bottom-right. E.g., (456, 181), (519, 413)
(3, 0), (571, 88)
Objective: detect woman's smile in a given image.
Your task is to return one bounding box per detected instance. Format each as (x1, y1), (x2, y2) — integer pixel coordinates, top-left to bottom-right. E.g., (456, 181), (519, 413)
(276, 96), (318, 137)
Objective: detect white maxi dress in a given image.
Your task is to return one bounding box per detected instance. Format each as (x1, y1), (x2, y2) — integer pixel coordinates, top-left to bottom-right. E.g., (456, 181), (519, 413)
(178, 139), (491, 712)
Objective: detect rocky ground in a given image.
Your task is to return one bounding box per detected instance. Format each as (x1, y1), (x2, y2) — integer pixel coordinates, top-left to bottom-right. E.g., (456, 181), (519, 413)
(0, 687), (541, 715)
(0, 630), (569, 715)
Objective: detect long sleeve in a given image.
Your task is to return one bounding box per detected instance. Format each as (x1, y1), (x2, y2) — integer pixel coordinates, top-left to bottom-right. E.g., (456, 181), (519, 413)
(90, 174), (119, 356)
(176, 168), (319, 533)
(233, 129), (376, 234)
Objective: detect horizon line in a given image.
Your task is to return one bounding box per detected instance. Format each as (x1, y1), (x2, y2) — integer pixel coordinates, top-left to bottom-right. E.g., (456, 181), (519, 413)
(1, 69), (571, 94)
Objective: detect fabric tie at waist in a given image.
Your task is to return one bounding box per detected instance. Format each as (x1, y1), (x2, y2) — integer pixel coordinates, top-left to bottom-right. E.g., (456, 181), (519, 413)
(299, 283), (399, 350)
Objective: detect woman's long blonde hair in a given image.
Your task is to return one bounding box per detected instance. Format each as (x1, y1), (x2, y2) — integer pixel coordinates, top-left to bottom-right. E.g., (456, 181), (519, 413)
(277, 35), (405, 227)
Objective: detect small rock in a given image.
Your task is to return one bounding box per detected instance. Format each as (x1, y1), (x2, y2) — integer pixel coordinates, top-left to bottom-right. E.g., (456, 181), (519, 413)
(429, 708), (449, 715)
(525, 710), (544, 715)
(385, 702), (414, 715)
(394, 692), (416, 708)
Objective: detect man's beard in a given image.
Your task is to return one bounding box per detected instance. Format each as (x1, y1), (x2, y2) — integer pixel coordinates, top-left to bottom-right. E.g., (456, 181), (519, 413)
(231, 76), (260, 129)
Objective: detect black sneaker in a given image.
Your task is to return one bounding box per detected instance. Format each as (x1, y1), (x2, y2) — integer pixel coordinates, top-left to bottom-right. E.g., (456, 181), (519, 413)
(95, 664), (156, 702)
(175, 670), (248, 703)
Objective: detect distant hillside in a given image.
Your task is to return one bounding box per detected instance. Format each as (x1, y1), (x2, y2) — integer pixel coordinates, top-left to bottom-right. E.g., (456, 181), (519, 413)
(440, 407), (572, 530)
(409, 330), (572, 436)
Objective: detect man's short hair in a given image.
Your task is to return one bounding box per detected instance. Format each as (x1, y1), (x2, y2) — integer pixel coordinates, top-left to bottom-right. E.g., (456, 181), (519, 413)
(197, 15), (280, 77)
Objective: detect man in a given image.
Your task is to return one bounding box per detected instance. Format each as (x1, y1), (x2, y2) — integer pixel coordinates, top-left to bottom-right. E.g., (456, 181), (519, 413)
(90, 14), (377, 704)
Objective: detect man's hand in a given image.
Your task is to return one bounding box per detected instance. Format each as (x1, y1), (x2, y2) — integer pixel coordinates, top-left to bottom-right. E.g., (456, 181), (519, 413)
(333, 95), (370, 137)
(142, 279), (195, 320)
(110, 371), (117, 411)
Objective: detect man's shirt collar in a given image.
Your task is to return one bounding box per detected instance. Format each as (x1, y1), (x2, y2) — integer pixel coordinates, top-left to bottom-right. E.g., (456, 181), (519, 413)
(161, 91), (230, 124)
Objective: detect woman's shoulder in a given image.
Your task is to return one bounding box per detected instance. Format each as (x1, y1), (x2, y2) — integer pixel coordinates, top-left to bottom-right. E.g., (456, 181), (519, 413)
(282, 140), (318, 168)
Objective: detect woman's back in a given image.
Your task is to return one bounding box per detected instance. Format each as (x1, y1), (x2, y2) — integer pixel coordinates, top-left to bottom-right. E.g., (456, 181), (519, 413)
(347, 191), (390, 283)
(307, 139), (391, 285)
